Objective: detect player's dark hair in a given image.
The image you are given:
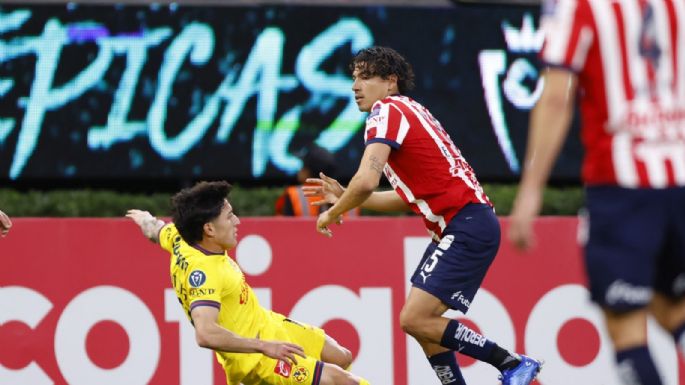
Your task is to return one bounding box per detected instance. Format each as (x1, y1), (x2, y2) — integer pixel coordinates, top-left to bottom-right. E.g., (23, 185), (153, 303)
(171, 181), (232, 245)
(350, 46), (415, 94)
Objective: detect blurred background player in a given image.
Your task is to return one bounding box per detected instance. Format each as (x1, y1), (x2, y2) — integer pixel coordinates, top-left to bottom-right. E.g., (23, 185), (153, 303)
(509, 0), (685, 384)
(308, 46), (541, 385)
(0, 209), (11, 237)
(127, 181), (371, 385)
(275, 144), (359, 217)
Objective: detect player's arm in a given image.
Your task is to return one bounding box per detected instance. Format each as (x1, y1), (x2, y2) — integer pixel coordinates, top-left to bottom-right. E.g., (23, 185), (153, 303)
(126, 209), (165, 244)
(304, 174), (409, 212)
(191, 305), (305, 363)
(361, 190), (410, 212)
(0, 209), (11, 238)
(509, 68), (577, 249)
(327, 142), (389, 217)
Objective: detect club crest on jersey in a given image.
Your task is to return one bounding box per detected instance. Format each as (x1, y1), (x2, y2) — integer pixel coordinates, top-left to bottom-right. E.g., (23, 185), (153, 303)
(274, 360), (291, 378)
(293, 366), (309, 382)
(638, 3), (661, 69)
(188, 270), (207, 288)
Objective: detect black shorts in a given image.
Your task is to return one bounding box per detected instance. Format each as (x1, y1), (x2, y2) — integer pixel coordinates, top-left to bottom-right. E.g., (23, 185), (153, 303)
(583, 186), (685, 311)
(410, 204), (500, 314)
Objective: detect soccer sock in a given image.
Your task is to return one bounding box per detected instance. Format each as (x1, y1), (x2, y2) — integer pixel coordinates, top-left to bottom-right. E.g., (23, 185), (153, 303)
(427, 350), (466, 385)
(672, 321), (685, 357)
(358, 378), (370, 385)
(487, 343), (521, 372)
(440, 319), (517, 370)
(615, 346), (663, 385)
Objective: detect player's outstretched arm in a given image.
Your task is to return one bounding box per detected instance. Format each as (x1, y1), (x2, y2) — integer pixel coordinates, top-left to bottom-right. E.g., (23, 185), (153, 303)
(305, 174), (409, 213)
(303, 172), (345, 206)
(0, 209), (11, 238)
(191, 306), (305, 364)
(126, 209), (165, 244)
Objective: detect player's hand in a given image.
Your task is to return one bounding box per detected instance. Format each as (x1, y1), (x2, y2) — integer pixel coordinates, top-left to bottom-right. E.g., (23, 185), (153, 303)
(126, 209), (155, 227)
(508, 186), (542, 251)
(0, 209), (12, 238)
(316, 210), (336, 237)
(261, 341), (305, 364)
(303, 172), (345, 206)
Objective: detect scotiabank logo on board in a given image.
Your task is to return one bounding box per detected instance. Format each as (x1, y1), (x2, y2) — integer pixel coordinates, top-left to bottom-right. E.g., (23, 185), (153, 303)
(0, 218), (681, 385)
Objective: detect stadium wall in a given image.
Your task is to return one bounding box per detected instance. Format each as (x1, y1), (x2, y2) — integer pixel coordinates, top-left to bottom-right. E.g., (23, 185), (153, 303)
(1, 217), (681, 385)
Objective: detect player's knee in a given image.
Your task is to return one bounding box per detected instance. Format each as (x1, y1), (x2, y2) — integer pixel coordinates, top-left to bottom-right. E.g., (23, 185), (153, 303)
(399, 307), (422, 337)
(322, 337), (353, 368)
(334, 346), (353, 369)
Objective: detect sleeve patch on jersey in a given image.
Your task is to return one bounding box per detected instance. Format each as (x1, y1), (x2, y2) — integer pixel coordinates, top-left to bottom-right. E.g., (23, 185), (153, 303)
(189, 270), (207, 287)
(368, 104), (381, 118)
(365, 114), (385, 128)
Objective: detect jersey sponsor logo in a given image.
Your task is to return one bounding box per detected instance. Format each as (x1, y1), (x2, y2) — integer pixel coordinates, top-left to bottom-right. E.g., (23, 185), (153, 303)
(188, 288), (215, 297)
(293, 365), (309, 382)
(188, 270), (207, 288)
(450, 291), (471, 309)
(432, 364), (458, 384)
(274, 360), (292, 378)
(605, 279), (652, 306)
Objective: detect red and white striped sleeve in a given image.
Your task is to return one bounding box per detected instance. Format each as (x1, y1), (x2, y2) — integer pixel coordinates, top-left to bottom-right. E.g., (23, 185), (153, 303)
(364, 99), (410, 148)
(540, 0), (596, 72)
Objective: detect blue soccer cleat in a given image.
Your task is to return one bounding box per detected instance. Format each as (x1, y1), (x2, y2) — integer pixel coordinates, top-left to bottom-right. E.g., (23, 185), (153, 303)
(498, 355), (542, 385)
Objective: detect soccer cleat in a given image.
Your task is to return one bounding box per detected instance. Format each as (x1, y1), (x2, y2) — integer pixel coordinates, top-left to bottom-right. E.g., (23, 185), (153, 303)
(498, 355), (542, 385)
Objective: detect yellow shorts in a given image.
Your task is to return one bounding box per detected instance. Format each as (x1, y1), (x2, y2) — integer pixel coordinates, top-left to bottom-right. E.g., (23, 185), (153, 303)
(236, 314), (327, 385)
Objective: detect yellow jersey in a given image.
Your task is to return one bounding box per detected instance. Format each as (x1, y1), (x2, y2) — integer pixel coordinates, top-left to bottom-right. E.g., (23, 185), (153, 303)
(160, 223), (279, 384)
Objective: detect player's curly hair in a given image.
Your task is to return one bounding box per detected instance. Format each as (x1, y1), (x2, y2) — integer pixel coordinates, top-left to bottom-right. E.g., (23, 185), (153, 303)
(350, 46), (415, 94)
(171, 181), (232, 245)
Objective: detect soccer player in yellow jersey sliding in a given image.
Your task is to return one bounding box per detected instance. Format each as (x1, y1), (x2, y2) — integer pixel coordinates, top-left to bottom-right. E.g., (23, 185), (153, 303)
(127, 181), (370, 385)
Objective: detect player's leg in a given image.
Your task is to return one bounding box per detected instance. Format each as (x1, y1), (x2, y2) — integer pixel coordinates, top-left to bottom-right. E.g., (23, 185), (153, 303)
(404, 204), (539, 384)
(650, 294), (685, 357)
(320, 334), (353, 369)
(278, 316), (358, 377)
(584, 186), (666, 385)
(400, 287), (465, 384)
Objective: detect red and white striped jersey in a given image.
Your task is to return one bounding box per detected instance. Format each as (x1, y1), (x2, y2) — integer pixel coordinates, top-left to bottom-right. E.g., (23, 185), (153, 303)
(364, 95), (491, 238)
(540, 0), (685, 188)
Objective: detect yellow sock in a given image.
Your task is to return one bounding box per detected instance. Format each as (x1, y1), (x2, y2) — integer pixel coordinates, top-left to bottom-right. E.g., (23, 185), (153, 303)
(359, 378), (370, 385)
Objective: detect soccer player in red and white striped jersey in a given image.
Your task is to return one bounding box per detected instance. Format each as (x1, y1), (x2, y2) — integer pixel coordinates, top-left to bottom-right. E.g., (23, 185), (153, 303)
(307, 47), (541, 385)
(511, 1), (685, 384)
